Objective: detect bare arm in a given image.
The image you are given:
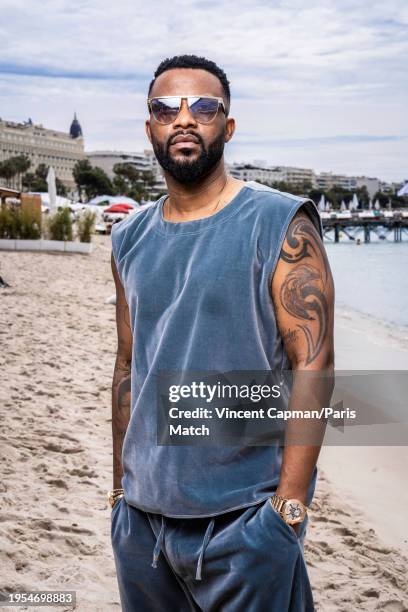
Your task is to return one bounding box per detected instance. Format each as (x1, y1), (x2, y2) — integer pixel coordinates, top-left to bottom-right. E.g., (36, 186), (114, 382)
(111, 252), (133, 489)
(271, 210), (335, 506)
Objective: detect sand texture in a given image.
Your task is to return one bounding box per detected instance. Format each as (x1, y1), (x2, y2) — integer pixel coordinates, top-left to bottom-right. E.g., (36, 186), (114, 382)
(1, 235), (407, 611)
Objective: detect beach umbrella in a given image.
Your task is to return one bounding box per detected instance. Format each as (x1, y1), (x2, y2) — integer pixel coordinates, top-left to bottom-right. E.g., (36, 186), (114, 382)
(368, 199), (373, 210)
(104, 203), (134, 214)
(46, 166), (57, 212)
(340, 200), (347, 211)
(318, 195), (325, 212)
(109, 196), (139, 206)
(397, 183), (408, 197)
(325, 201), (331, 212)
(374, 200), (380, 210)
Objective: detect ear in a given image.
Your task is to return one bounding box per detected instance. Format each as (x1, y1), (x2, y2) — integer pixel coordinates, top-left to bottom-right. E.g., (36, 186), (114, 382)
(145, 119), (152, 144)
(224, 117), (236, 143)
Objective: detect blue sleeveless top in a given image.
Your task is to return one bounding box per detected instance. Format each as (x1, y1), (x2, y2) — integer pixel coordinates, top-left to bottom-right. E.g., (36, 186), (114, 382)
(111, 181), (323, 518)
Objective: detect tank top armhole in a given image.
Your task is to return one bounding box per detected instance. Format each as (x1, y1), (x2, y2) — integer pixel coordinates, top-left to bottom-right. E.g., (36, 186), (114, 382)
(265, 197), (323, 292)
(110, 221), (126, 287)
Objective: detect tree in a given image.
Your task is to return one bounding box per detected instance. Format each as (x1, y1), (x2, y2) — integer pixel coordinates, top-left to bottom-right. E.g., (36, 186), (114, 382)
(73, 159), (113, 200)
(13, 155), (31, 190)
(355, 186), (369, 208)
(373, 191), (406, 209)
(22, 163), (67, 196)
(112, 163), (156, 202)
(0, 159), (18, 188)
(0, 155), (31, 189)
(113, 163), (140, 185)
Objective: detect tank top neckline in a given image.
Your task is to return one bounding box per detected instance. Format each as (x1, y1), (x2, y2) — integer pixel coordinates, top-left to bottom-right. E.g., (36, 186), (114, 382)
(153, 182), (253, 236)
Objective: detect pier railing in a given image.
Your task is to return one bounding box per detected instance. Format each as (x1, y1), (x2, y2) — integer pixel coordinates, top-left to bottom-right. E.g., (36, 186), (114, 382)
(320, 210), (408, 242)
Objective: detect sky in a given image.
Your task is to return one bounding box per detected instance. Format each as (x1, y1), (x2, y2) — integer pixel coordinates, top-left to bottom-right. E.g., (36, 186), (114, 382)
(0, 0), (407, 183)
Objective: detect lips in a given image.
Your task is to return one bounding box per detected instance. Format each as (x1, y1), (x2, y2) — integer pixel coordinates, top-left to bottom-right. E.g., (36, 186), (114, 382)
(170, 134), (200, 145)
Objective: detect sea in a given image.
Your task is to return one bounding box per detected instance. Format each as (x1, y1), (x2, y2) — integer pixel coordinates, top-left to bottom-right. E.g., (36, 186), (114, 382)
(324, 238), (408, 332)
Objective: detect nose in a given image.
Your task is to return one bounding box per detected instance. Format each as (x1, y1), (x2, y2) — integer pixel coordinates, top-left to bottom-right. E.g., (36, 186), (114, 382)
(172, 98), (198, 128)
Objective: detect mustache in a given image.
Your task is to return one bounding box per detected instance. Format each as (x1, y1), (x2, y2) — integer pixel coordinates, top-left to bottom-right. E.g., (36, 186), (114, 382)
(167, 131), (204, 149)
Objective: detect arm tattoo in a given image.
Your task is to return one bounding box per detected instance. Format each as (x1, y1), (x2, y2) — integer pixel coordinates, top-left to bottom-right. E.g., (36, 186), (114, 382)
(282, 328), (299, 345)
(278, 214), (329, 365)
(112, 365), (131, 487)
(279, 264), (328, 365)
(280, 216), (328, 283)
(117, 373), (131, 409)
(121, 304), (131, 329)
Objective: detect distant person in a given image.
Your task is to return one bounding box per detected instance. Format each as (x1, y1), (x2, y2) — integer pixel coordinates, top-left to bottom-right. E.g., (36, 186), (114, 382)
(109, 54), (335, 611)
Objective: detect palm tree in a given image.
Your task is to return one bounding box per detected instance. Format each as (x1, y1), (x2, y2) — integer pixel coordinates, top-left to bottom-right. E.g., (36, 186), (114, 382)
(0, 159), (17, 188)
(14, 155), (31, 190)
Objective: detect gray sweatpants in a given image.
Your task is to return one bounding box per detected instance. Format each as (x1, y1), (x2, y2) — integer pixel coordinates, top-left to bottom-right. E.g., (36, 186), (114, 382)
(111, 496), (314, 612)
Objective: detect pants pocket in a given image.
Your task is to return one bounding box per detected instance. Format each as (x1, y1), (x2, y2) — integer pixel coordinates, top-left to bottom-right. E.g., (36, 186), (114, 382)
(111, 496), (125, 542)
(264, 497), (300, 544)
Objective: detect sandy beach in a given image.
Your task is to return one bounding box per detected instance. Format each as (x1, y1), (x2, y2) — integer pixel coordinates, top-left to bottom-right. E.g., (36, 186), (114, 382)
(1, 234), (407, 611)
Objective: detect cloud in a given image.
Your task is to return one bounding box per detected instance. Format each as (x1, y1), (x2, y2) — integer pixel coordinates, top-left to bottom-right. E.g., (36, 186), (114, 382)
(233, 134), (407, 146)
(0, 0), (407, 181)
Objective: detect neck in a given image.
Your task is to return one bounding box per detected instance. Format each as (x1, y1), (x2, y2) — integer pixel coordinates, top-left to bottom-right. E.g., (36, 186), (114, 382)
(163, 158), (228, 216)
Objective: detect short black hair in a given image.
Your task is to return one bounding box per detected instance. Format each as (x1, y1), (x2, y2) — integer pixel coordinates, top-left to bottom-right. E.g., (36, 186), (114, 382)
(148, 55), (231, 113)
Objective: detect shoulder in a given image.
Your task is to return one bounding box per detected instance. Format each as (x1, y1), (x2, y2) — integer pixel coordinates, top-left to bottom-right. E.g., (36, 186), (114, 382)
(244, 181), (322, 237)
(244, 180), (304, 202)
(111, 200), (158, 237)
(110, 199), (160, 262)
(110, 200), (160, 244)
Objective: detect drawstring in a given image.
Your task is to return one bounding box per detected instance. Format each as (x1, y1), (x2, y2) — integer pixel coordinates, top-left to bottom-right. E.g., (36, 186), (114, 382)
(150, 515), (216, 581)
(195, 517), (215, 581)
(151, 515), (165, 568)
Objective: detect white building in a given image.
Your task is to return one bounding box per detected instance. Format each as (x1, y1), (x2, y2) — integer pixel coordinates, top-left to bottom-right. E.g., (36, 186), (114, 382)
(86, 149), (166, 192)
(229, 163), (316, 188)
(354, 176), (381, 199)
(316, 172), (383, 198)
(0, 115), (85, 193)
(316, 172), (357, 191)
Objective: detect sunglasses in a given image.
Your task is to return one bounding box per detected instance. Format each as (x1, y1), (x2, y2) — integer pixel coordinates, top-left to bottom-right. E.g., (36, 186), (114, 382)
(147, 96), (227, 125)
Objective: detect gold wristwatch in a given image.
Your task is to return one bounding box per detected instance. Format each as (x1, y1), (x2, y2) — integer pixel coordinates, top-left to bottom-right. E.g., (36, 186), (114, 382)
(107, 488), (124, 508)
(270, 494), (308, 525)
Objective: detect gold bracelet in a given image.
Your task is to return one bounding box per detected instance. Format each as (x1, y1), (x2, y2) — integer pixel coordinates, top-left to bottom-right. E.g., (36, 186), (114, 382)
(112, 494), (124, 508)
(107, 488), (124, 508)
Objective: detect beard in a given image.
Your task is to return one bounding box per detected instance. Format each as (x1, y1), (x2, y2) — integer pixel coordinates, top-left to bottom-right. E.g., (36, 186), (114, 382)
(151, 129), (225, 184)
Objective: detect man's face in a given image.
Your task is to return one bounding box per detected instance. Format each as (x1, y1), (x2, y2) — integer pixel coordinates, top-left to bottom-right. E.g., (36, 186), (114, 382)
(145, 68), (235, 184)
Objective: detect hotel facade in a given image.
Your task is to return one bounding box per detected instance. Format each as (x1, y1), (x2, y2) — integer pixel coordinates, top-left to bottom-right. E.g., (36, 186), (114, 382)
(0, 115), (85, 194)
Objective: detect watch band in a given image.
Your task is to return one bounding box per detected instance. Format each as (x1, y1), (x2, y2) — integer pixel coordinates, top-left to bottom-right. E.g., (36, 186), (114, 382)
(270, 494), (308, 522)
(107, 488), (124, 508)
(270, 494), (287, 514)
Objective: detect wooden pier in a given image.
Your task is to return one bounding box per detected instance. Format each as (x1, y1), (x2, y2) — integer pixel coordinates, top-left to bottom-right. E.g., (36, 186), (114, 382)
(321, 215), (408, 243)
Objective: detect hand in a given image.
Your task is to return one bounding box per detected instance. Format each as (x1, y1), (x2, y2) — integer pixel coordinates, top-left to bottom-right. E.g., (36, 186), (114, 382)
(290, 522), (301, 537)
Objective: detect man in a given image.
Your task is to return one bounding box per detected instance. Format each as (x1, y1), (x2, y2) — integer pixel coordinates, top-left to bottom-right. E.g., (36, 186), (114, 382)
(109, 54), (334, 612)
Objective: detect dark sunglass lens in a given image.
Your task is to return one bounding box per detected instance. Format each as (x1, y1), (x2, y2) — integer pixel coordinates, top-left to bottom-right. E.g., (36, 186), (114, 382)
(151, 99), (180, 124)
(190, 97), (219, 123)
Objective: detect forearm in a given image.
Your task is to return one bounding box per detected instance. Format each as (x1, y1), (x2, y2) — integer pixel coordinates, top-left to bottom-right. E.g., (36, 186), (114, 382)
(112, 354), (131, 489)
(276, 363), (335, 504)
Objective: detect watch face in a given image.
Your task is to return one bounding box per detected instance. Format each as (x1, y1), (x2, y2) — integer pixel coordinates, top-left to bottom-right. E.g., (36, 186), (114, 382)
(283, 500), (305, 525)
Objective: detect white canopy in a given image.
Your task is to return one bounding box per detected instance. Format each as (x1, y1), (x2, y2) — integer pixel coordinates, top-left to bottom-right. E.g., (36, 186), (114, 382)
(87, 195), (139, 206)
(28, 192), (72, 208)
